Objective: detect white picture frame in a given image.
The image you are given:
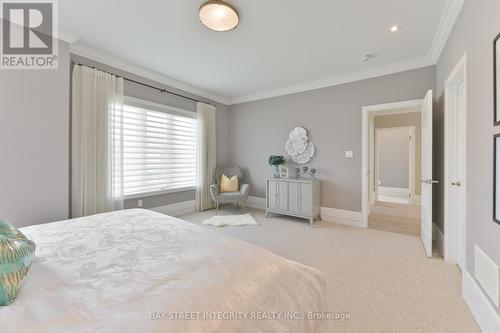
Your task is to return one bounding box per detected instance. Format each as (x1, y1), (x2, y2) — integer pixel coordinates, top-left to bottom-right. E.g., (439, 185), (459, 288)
(280, 166), (289, 178)
(494, 134), (500, 224)
(494, 33), (500, 125)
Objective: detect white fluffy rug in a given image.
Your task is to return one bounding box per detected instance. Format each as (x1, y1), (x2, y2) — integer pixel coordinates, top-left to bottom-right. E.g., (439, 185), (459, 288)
(203, 213), (259, 227)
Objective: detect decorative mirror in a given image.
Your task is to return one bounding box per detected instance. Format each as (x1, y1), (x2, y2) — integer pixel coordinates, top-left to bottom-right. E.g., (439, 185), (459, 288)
(285, 127), (315, 164)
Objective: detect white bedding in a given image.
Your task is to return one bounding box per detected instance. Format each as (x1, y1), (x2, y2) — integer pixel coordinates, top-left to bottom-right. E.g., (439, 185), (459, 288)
(0, 209), (326, 333)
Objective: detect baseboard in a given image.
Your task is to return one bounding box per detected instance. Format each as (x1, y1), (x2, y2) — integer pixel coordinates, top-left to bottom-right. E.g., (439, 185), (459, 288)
(320, 207), (363, 228)
(433, 223), (444, 256)
(247, 197), (364, 228)
(150, 200), (196, 217)
(463, 271), (500, 333)
(378, 186), (410, 198)
(246, 196), (266, 210)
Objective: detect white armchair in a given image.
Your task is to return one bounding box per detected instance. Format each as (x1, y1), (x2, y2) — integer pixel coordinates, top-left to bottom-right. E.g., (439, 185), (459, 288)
(210, 167), (250, 214)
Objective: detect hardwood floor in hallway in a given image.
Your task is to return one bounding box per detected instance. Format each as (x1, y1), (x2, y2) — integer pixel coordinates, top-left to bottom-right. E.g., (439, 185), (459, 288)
(368, 201), (421, 236)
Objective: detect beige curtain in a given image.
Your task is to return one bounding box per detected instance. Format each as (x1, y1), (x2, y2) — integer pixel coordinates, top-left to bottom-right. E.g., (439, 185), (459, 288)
(71, 65), (124, 218)
(196, 102), (216, 211)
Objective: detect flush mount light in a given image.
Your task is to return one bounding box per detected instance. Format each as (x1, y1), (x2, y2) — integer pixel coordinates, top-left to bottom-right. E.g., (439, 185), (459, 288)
(389, 25), (400, 32)
(199, 0), (239, 32)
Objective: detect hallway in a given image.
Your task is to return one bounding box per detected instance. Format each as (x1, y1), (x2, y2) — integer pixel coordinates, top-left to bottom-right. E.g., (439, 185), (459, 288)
(368, 201), (421, 236)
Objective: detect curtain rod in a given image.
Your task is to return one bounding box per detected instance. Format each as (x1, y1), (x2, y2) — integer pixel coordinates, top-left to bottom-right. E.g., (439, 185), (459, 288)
(71, 61), (215, 107)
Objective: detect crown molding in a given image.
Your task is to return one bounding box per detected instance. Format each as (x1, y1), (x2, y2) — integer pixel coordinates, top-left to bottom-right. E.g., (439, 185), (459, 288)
(67, 0), (464, 106)
(230, 56), (434, 104)
(428, 0), (465, 63)
(228, 0), (465, 105)
(58, 28), (80, 44)
(70, 43), (232, 105)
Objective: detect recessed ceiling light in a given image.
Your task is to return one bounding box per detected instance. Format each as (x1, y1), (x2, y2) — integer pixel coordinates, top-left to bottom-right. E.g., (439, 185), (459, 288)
(199, 1), (239, 32)
(389, 25), (400, 32)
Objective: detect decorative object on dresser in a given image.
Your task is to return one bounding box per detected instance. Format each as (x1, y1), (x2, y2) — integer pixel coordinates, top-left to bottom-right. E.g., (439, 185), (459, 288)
(285, 127), (315, 164)
(268, 155), (286, 178)
(265, 178), (320, 226)
(209, 166), (250, 214)
(295, 166), (317, 180)
(279, 165), (289, 178)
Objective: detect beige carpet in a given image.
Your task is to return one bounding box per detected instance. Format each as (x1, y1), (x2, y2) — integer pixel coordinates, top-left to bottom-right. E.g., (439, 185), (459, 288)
(180, 208), (480, 333)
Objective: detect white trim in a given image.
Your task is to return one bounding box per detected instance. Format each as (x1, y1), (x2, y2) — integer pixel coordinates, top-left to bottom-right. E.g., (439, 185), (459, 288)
(231, 57), (433, 104)
(433, 223), (444, 256)
(444, 53), (468, 268)
(231, 0), (464, 105)
(66, 1), (464, 106)
(378, 187), (410, 197)
(362, 99), (423, 228)
(246, 196), (266, 210)
(246, 197), (365, 228)
(463, 271), (500, 333)
(70, 43), (232, 105)
(124, 186), (196, 200)
(428, 0), (465, 63)
(320, 207), (364, 228)
(149, 200), (196, 217)
(58, 27), (81, 44)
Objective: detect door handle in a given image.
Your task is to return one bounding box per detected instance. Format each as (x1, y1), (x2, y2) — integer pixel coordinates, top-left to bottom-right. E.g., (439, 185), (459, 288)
(451, 181), (461, 187)
(421, 179), (439, 184)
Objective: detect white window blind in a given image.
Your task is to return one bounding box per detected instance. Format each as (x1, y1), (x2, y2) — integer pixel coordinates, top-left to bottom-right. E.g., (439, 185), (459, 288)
(120, 98), (197, 197)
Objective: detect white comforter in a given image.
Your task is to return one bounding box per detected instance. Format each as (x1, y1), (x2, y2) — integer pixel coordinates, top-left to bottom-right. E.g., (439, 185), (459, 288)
(1, 209), (326, 333)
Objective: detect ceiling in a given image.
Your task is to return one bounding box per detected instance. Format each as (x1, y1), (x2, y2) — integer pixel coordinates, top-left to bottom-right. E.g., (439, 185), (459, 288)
(60, 0), (463, 105)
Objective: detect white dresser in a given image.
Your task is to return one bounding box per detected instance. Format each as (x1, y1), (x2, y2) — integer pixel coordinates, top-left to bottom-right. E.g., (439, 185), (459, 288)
(265, 178), (320, 226)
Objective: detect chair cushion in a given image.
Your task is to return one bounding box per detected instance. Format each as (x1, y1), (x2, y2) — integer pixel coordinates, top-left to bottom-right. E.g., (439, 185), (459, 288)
(220, 174), (239, 192)
(219, 192), (244, 199)
(0, 219), (36, 306)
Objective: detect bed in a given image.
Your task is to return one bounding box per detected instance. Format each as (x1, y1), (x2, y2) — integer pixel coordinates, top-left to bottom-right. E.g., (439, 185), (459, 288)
(0, 209), (327, 332)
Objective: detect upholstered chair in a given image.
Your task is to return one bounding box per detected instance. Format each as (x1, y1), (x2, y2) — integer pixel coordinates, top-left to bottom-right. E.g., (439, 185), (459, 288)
(209, 167), (250, 214)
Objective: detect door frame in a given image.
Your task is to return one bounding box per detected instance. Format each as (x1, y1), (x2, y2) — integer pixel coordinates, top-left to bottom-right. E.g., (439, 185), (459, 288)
(375, 126), (416, 204)
(362, 99), (423, 228)
(444, 53), (468, 266)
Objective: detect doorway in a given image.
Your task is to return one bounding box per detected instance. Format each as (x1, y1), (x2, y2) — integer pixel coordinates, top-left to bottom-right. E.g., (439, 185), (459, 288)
(375, 126), (416, 205)
(444, 54), (468, 271)
(370, 112), (421, 236)
(362, 91), (436, 257)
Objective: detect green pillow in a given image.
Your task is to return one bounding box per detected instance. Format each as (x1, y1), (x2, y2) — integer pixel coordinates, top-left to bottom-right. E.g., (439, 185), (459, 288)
(0, 219), (36, 306)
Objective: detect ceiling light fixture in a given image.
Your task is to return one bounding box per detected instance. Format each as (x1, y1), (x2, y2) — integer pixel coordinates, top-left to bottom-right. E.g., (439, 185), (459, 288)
(389, 25), (400, 32)
(199, 0), (239, 32)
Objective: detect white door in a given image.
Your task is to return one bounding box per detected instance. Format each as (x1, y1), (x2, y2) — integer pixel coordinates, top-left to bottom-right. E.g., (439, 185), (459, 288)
(453, 82), (467, 270)
(421, 90), (436, 257)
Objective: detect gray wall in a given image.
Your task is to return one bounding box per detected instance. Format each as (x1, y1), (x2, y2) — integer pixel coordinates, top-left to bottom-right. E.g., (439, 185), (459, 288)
(0, 40), (70, 228)
(434, 0), (500, 309)
(70, 55), (230, 211)
(375, 112), (422, 194)
(228, 66), (435, 211)
(377, 129), (410, 189)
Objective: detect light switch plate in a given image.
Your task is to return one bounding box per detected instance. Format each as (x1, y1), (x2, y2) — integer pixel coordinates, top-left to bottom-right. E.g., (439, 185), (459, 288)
(138, 199), (143, 208)
(345, 151), (354, 158)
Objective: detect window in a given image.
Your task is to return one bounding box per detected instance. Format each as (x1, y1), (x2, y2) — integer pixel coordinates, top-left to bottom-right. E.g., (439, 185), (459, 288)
(119, 97), (197, 197)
